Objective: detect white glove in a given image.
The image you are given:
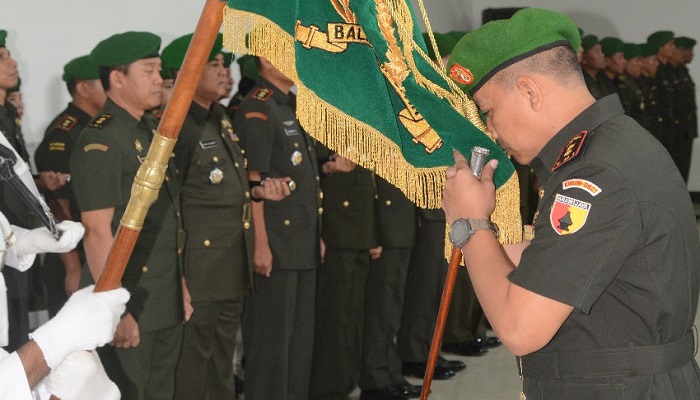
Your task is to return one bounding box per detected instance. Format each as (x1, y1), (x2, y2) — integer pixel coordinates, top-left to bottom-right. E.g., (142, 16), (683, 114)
(45, 351), (120, 400)
(29, 285), (130, 369)
(12, 220), (84, 256)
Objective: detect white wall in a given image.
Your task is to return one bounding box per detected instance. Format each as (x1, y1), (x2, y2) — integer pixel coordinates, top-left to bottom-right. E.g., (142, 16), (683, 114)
(4, 0), (700, 187)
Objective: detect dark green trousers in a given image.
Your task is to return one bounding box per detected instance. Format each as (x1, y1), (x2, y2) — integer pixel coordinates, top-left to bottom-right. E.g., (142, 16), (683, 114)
(310, 248), (370, 400)
(174, 298), (244, 400)
(443, 267), (486, 344)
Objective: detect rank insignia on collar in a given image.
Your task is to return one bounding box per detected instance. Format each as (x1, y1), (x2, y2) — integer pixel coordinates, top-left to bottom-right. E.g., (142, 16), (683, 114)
(550, 193), (591, 235)
(552, 130), (588, 171)
(135, 139), (143, 152)
(252, 88), (273, 102)
(15, 117), (21, 127)
(56, 116), (78, 132)
(221, 119), (233, 133)
(90, 114), (113, 129)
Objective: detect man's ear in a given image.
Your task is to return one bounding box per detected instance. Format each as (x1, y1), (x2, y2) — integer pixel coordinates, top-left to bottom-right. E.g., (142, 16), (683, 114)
(516, 75), (543, 112)
(110, 69), (125, 90)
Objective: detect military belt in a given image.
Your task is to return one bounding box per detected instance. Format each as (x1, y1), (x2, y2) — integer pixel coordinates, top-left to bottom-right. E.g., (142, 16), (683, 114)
(521, 332), (695, 379)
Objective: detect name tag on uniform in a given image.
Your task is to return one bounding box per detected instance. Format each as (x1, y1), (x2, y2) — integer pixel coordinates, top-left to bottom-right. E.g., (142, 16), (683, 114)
(199, 140), (218, 149)
(284, 128), (300, 136)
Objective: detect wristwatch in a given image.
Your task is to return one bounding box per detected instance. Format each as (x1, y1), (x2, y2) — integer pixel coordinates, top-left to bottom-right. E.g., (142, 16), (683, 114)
(449, 218), (499, 248)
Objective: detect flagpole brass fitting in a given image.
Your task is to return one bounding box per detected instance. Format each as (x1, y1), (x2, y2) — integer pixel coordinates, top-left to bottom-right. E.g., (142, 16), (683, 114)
(121, 133), (177, 231)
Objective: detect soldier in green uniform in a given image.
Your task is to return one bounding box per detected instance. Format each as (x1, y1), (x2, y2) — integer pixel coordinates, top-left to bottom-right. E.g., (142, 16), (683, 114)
(69, 31), (186, 400)
(358, 177), (417, 400)
(234, 56), (321, 400)
(34, 55), (106, 317)
(639, 43), (664, 142)
(5, 78), (22, 117)
(580, 35), (605, 99)
(617, 43), (650, 130)
(649, 31), (678, 156)
(670, 36), (696, 182)
(444, 9), (700, 399)
(226, 54), (258, 119)
(309, 147), (376, 400)
(161, 32), (290, 400)
(598, 37), (626, 97)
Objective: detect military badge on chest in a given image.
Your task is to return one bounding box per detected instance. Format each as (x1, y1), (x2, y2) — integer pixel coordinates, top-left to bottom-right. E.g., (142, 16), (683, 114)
(291, 150), (303, 166)
(209, 156), (223, 184)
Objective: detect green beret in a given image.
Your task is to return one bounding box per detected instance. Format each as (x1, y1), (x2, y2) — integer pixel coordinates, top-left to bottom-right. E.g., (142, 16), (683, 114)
(160, 68), (174, 80)
(62, 55), (100, 82)
(161, 32), (223, 72)
(639, 43), (658, 58)
(581, 35), (599, 52)
(600, 37), (624, 57)
(237, 54), (259, 81)
(422, 32), (457, 60)
(675, 36), (697, 50)
(578, 27), (584, 38)
(91, 31), (161, 67)
(0, 30), (6, 47)
(222, 51), (234, 68)
(448, 8), (579, 96)
(7, 77), (20, 94)
(647, 31), (674, 50)
(623, 43), (641, 60)
(446, 30), (468, 43)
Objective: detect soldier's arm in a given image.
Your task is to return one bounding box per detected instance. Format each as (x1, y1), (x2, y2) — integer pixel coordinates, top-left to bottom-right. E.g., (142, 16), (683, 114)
(81, 207), (115, 281)
(45, 198), (83, 296)
(249, 170), (273, 277)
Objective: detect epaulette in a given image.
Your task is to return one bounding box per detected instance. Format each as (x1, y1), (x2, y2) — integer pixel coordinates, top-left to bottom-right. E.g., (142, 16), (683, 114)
(54, 115), (78, 132)
(252, 88), (273, 102)
(89, 114), (113, 129)
(552, 130), (589, 171)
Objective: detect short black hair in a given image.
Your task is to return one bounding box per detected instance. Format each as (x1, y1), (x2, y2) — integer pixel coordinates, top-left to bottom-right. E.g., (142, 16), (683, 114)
(98, 64), (130, 92)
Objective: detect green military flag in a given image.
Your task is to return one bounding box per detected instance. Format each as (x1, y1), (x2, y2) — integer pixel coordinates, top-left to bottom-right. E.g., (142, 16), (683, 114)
(223, 0), (522, 243)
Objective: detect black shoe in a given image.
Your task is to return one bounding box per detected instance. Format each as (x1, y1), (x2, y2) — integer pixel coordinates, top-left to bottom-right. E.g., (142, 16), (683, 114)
(395, 381), (423, 398)
(476, 336), (502, 349)
(401, 361), (455, 380)
(234, 374), (244, 396)
(441, 340), (488, 356)
(360, 386), (409, 400)
(437, 355), (466, 372)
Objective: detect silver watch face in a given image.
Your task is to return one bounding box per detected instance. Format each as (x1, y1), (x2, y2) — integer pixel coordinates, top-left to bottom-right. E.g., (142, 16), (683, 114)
(449, 219), (472, 247)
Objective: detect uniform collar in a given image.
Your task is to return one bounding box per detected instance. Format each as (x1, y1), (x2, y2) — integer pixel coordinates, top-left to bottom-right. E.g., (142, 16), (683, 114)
(188, 101), (210, 126)
(257, 78), (295, 105)
(67, 102), (94, 125)
(530, 94), (624, 182)
(102, 97), (142, 130)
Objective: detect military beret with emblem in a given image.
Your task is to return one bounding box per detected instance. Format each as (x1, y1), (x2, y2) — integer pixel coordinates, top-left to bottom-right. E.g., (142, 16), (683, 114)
(599, 37), (624, 57)
(675, 36), (697, 50)
(237, 54), (259, 81)
(639, 43), (657, 58)
(0, 30), (6, 47)
(162, 32), (224, 73)
(91, 31), (161, 68)
(63, 55), (100, 82)
(623, 43), (642, 60)
(581, 35), (599, 52)
(7, 77), (20, 94)
(421, 32), (457, 61)
(448, 8), (580, 97)
(646, 31), (674, 51)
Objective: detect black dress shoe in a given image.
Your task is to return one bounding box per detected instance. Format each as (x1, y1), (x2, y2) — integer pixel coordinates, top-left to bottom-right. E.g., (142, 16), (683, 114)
(360, 386), (408, 400)
(476, 336), (502, 348)
(437, 355), (466, 372)
(394, 381), (423, 398)
(401, 361), (455, 380)
(441, 340), (488, 356)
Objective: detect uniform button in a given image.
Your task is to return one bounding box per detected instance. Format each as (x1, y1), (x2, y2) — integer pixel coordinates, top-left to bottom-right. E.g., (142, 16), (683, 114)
(343, 201), (350, 207)
(152, 129), (157, 135)
(243, 221), (251, 230)
(241, 149), (245, 154)
(284, 220), (291, 226)
(245, 191), (250, 199)
(319, 191), (324, 199)
(142, 266), (148, 273)
(294, 142), (300, 148)
(204, 239), (211, 247)
(176, 211), (181, 218)
(316, 176), (320, 182)
(235, 162), (239, 168)
(385, 200), (392, 206)
(318, 207), (324, 215)
(375, 194), (379, 199)
(165, 176), (170, 182)
(213, 156), (219, 163)
(175, 168), (180, 174)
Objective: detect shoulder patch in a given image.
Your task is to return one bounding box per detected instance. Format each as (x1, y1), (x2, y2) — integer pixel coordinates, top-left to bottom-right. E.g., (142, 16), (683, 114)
(83, 143), (109, 152)
(552, 130), (589, 171)
(252, 88), (273, 102)
(562, 179), (602, 196)
(55, 115), (78, 132)
(89, 114), (113, 129)
(245, 111), (269, 121)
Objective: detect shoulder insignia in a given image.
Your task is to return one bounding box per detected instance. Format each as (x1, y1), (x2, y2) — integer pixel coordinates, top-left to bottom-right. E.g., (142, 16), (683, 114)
(552, 130), (589, 171)
(15, 117), (21, 127)
(252, 88), (273, 102)
(49, 142), (66, 152)
(245, 111), (269, 121)
(134, 139), (143, 152)
(562, 179), (602, 197)
(83, 143), (109, 152)
(55, 115), (78, 132)
(89, 114), (113, 129)
(550, 193), (591, 235)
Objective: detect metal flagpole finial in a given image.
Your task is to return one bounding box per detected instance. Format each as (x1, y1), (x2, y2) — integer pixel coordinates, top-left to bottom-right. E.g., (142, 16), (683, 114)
(470, 146), (490, 178)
